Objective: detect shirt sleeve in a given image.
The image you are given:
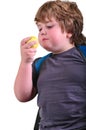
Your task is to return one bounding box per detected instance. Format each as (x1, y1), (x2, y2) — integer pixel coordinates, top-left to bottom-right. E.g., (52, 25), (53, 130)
(32, 58), (41, 93)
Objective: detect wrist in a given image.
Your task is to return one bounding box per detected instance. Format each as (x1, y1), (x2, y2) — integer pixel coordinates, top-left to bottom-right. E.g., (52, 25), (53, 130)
(20, 60), (33, 66)
(21, 58), (34, 64)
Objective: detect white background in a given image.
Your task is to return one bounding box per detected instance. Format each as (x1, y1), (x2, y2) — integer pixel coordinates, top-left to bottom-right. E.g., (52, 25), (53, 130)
(0, 0), (86, 130)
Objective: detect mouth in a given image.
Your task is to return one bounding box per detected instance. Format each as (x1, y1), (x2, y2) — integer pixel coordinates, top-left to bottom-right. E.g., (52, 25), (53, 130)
(42, 38), (49, 41)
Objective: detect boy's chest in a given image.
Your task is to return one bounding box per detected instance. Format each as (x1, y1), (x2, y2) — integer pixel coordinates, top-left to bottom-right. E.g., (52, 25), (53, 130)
(37, 60), (86, 89)
(37, 59), (86, 109)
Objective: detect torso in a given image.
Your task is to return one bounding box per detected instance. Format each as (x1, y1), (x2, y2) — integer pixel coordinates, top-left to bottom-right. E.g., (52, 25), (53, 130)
(33, 47), (86, 130)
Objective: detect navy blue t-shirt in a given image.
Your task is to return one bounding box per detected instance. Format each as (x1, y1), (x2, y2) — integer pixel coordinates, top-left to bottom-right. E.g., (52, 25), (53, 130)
(32, 47), (86, 130)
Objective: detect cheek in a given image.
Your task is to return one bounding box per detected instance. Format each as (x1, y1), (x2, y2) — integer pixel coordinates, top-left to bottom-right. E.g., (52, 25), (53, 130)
(50, 30), (63, 42)
(48, 30), (59, 41)
(50, 34), (59, 43)
(38, 36), (41, 44)
(38, 34), (41, 42)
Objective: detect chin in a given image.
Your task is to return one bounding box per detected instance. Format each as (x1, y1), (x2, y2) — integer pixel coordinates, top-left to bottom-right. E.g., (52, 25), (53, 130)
(44, 47), (52, 52)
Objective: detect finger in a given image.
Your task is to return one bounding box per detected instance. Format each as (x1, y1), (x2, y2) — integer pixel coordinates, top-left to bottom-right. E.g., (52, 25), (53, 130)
(24, 41), (37, 49)
(21, 37), (30, 46)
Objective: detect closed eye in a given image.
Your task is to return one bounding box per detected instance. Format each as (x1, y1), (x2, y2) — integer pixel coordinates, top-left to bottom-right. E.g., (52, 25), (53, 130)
(46, 25), (56, 29)
(38, 28), (42, 32)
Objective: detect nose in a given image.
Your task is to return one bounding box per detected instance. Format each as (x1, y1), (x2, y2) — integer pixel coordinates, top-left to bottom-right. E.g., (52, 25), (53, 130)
(40, 28), (47, 35)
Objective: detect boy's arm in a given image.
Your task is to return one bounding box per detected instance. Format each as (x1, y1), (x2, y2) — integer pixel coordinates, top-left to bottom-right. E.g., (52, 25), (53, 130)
(14, 37), (37, 102)
(14, 62), (37, 102)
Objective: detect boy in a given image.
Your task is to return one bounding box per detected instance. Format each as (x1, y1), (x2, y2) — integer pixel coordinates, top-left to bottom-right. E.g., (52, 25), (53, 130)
(14, 0), (86, 130)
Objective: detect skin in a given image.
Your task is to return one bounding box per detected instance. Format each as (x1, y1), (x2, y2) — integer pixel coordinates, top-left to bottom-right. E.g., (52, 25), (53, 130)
(14, 37), (37, 102)
(14, 17), (75, 102)
(37, 18), (74, 54)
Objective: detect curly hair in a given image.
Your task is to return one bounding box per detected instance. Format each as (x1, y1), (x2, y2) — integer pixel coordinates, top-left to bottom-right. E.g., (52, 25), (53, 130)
(34, 0), (86, 45)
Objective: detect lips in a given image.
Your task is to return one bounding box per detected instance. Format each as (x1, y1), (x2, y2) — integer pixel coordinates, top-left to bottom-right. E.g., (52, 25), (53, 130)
(42, 38), (48, 41)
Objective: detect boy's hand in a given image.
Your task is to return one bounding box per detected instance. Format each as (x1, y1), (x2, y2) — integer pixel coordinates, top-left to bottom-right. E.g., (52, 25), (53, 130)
(20, 37), (38, 63)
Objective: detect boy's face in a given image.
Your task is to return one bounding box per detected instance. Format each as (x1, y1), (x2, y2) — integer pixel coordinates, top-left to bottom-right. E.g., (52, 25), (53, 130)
(36, 17), (72, 54)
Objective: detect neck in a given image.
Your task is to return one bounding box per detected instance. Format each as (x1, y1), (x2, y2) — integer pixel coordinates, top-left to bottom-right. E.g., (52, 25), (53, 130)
(53, 44), (75, 54)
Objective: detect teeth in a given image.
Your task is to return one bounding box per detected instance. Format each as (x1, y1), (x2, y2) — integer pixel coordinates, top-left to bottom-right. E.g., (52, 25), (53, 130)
(27, 36), (39, 48)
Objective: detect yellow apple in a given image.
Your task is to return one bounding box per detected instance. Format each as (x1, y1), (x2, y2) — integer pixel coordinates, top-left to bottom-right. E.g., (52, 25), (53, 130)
(27, 36), (39, 48)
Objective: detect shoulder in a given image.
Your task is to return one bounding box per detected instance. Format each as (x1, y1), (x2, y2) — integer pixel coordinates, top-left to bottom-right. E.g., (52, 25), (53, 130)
(34, 53), (52, 73)
(76, 45), (86, 61)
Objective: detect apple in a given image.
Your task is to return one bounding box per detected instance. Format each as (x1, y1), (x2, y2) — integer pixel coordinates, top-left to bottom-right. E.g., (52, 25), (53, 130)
(26, 36), (39, 48)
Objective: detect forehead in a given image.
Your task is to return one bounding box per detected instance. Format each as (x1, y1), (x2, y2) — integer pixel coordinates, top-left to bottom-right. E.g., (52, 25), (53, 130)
(36, 17), (57, 25)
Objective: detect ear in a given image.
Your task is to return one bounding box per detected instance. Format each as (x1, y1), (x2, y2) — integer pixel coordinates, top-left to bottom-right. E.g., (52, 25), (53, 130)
(66, 33), (72, 38)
